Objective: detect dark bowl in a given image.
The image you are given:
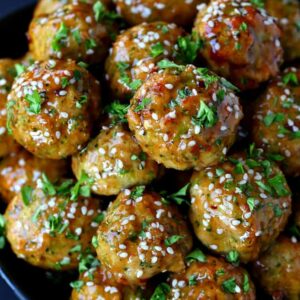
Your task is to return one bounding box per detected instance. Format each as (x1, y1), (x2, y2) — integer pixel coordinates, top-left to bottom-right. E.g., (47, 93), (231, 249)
(0, 2), (77, 300)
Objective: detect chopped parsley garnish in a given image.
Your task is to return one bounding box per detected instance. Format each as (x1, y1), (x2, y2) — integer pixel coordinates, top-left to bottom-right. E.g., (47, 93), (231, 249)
(165, 235), (183, 246)
(267, 175), (290, 197)
(72, 29), (82, 44)
(234, 162), (245, 174)
(222, 277), (239, 294)
(247, 197), (256, 212)
(52, 22), (69, 52)
(150, 283), (171, 300)
(117, 61), (142, 91)
(25, 90), (43, 114)
(226, 250), (240, 264)
(250, 0), (265, 8)
(70, 172), (94, 201)
(0, 214), (6, 249)
(283, 72), (298, 86)
(6, 100), (16, 135)
(14, 63), (26, 76)
(21, 186), (33, 206)
(196, 68), (219, 88)
(188, 274), (197, 286)
(266, 153), (285, 162)
(157, 59), (185, 71)
(48, 215), (66, 235)
(105, 101), (129, 124)
(130, 186), (145, 200)
(134, 98), (152, 112)
(161, 183), (190, 205)
(93, 212), (105, 224)
(92, 235), (98, 248)
(41, 173), (56, 196)
(61, 77), (69, 89)
(176, 32), (203, 64)
(76, 95), (88, 109)
(85, 38), (97, 50)
(69, 244), (82, 253)
(70, 280), (84, 291)
(93, 1), (120, 22)
(240, 22), (248, 32)
(263, 113), (284, 127)
(243, 274), (250, 293)
(186, 248), (206, 263)
(193, 101), (218, 128)
(150, 42), (164, 58)
(78, 254), (100, 273)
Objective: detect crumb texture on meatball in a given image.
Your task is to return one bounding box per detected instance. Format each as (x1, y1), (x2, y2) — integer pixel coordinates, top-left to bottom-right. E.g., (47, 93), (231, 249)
(8, 59), (101, 159)
(127, 64), (243, 170)
(194, 0), (283, 90)
(96, 187), (193, 285)
(190, 148), (291, 263)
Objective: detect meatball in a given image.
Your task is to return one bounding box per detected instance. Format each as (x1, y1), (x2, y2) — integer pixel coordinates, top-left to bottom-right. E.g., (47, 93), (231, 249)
(252, 67), (300, 177)
(190, 148), (292, 263)
(72, 123), (159, 196)
(105, 22), (185, 100)
(34, 0), (112, 17)
(0, 149), (67, 204)
(5, 179), (102, 270)
(252, 235), (300, 300)
(0, 59), (20, 158)
(71, 262), (145, 300)
(194, 0), (283, 90)
(127, 64), (243, 170)
(166, 255), (255, 299)
(29, 2), (118, 64)
(7, 59), (101, 159)
(114, 0), (202, 27)
(264, 0), (300, 61)
(96, 188), (193, 285)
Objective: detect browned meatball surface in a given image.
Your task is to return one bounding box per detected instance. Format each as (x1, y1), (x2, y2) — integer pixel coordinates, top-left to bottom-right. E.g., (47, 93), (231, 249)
(194, 0), (283, 90)
(127, 64), (243, 170)
(166, 255), (255, 299)
(252, 235), (300, 300)
(29, 2), (118, 64)
(190, 148), (291, 263)
(34, 0), (112, 17)
(72, 123), (158, 196)
(8, 59), (101, 159)
(71, 262), (145, 300)
(114, 0), (203, 27)
(0, 149), (67, 204)
(0, 59), (20, 158)
(264, 0), (300, 61)
(5, 179), (102, 270)
(252, 67), (300, 177)
(105, 22), (186, 100)
(96, 188), (193, 285)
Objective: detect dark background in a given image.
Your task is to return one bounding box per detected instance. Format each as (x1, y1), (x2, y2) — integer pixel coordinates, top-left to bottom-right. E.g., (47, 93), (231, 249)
(0, 1), (35, 299)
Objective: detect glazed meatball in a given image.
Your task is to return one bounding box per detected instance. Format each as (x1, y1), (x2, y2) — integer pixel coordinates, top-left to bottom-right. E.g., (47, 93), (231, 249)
(29, 2), (118, 64)
(0, 59), (20, 158)
(166, 255), (255, 299)
(71, 262), (144, 300)
(72, 123), (159, 196)
(252, 235), (300, 300)
(252, 67), (300, 177)
(264, 0), (300, 61)
(190, 148), (292, 263)
(194, 0), (283, 90)
(96, 188), (193, 285)
(0, 149), (67, 204)
(114, 0), (202, 27)
(5, 179), (102, 270)
(34, 0), (112, 17)
(8, 59), (101, 159)
(105, 22), (185, 100)
(127, 65), (243, 170)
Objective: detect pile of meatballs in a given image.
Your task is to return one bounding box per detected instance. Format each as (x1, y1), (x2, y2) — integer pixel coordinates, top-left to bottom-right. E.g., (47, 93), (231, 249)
(0, 0), (300, 299)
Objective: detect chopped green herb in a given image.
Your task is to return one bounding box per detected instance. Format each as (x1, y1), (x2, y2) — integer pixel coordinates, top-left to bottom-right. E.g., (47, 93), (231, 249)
(15, 63), (26, 76)
(267, 175), (290, 197)
(72, 29), (82, 44)
(92, 235), (98, 248)
(240, 22), (248, 32)
(150, 283), (170, 300)
(247, 198), (256, 212)
(150, 42), (164, 58)
(41, 173), (56, 196)
(76, 95), (88, 109)
(70, 280), (84, 291)
(134, 98), (152, 112)
(234, 162), (245, 174)
(263, 113), (285, 127)
(0, 214), (6, 249)
(93, 212), (105, 224)
(243, 274), (250, 293)
(188, 274), (197, 286)
(250, 0), (265, 8)
(85, 38), (97, 50)
(105, 101), (129, 125)
(196, 68), (219, 88)
(165, 235), (183, 246)
(283, 72), (298, 86)
(226, 250), (240, 264)
(157, 59), (185, 71)
(186, 248), (206, 263)
(70, 172), (94, 201)
(25, 90), (43, 114)
(93, 1), (120, 22)
(21, 186), (33, 206)
(61, 77), (69, 88)
(52, 22), (69, 52)
(130, 186), (145, 200)
(222, 277), (238, 294)
(6, 100), (16, 134)
(193, 101), (218, 129)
